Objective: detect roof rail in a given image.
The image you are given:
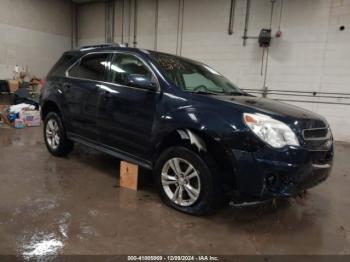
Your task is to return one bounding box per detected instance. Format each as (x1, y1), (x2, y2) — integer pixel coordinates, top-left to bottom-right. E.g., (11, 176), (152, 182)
(79, 43), (125, 51)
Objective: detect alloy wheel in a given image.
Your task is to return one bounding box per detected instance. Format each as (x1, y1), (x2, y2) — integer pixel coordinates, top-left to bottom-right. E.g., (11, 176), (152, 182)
(161, 157), (201, 206)
(45, 119), (60, 150)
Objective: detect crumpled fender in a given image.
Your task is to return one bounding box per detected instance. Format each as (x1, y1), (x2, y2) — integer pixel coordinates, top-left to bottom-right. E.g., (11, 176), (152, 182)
(150, 105), (238, 153)
(176, 129), (207, 152)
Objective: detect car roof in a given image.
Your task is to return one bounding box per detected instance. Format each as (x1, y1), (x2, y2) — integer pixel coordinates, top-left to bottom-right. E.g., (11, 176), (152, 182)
(65, 44), (151, 56)
(64, 43), (202, 66)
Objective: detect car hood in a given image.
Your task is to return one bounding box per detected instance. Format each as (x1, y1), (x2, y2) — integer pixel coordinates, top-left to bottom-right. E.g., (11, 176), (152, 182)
(209, 95), (328, 129)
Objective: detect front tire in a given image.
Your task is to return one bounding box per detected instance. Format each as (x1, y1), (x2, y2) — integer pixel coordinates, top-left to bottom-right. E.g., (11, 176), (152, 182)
(154, 146), (221, 215)
(44, 112), (73, 157)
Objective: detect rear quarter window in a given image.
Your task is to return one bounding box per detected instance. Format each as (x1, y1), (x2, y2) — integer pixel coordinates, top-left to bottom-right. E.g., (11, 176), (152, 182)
(47, 53), (78, 77)
(68, 53), (109, 82)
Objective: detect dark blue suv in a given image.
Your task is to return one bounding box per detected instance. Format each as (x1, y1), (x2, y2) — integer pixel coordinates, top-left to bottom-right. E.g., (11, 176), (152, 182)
(40, 44), (333, 215)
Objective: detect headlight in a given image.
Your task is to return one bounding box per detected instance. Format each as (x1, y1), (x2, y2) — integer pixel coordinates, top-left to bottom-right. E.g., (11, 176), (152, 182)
(243, 113), (299, 148)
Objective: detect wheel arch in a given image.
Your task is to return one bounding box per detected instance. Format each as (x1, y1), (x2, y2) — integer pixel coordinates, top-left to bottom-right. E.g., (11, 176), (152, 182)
(154, 128), (237, 191)
(41, 100), (61, 121)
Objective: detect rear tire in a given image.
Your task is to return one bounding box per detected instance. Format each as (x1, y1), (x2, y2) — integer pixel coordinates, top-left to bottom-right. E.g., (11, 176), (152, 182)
(44, 112), (73, 157)
(154, 146), (222, 215)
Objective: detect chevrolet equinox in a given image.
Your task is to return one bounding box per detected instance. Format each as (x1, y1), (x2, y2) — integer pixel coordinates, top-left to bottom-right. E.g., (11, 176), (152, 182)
(40, 44), (334, 215)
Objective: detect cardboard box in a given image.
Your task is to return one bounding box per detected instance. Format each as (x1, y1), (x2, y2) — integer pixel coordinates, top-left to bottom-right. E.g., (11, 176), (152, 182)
(20, 110), (41, 127)
(0, 110), (13, 127)
(14, 118), (25, 129)
(8, 80), (19, 93)
(0, 105), (10, 112)
(120, 161), (139, 190)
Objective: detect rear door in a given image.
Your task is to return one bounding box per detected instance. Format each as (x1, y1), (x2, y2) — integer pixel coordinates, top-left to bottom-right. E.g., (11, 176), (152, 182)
(65, 52), (111, 142)
(97, 52), (159, 160)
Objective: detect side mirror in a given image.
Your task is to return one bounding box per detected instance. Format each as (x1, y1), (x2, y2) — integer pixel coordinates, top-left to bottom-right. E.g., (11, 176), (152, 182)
(126, 74), (157, 91)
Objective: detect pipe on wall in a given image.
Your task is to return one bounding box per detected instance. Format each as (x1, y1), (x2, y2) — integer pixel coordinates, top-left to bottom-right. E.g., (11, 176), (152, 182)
(242, 0), (251, 46)
(154, 0), (159, 50)
(269, 0), (276, 29)
(176, 0), (181, 55)
(71, 2), (78, 48)
(105, 0), (115, 43)
(244, 88), (350, 96)
(128, 0), (132, 46)
(104, 1), (107, 42)
(228, 0), (235, 35)
(262, 0), (276, 97)
(112, 0), (115, 43)
(242, 89), (350, 106)
(133, 0), (138, 47)
(262, 47), (269, 97)
(121, 0), (125, 44)
(180, 0), (184, 55)
(278, 0), (284, 31)
(176, 0), (184, 55)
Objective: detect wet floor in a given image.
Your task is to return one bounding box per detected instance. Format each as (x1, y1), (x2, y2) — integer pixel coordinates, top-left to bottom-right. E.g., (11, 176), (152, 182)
(0, 126), (350, 258)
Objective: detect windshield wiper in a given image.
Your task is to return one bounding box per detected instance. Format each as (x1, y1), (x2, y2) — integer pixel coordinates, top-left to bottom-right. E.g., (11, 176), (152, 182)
(188, 90), (219, 95)
(223, 91), (248, 96)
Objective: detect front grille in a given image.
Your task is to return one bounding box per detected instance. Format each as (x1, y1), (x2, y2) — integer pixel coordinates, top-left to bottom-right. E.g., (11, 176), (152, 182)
(304, 139), (332, 151)
(303, 127), (330, 140)
(302, 127), (332, 150)
(310, 150), (333, 165)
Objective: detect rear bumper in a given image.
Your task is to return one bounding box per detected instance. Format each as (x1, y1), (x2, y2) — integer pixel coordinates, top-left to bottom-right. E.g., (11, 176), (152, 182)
(230, 145), (333, 199)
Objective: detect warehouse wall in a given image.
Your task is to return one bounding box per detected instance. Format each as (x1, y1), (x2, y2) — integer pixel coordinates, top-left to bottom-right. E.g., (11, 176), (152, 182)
(77, 1), (105, 46)
(0, 0), (72, 79)
(77, 0), (350, 142)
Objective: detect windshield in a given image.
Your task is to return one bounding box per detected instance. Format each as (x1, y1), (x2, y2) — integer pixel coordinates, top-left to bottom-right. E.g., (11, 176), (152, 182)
(150, 52), (243, 95)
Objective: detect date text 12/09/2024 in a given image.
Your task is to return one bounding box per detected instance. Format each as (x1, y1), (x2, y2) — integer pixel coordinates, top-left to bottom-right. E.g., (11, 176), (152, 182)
(127, 256), (219, 261)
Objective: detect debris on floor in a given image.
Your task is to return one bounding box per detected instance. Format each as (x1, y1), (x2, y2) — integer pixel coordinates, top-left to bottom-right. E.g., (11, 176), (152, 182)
(0, 103), (40, 128)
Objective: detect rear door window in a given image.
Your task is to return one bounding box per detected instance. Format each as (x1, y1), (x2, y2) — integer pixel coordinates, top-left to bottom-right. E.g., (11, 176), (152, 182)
(69, 53), (110, 81)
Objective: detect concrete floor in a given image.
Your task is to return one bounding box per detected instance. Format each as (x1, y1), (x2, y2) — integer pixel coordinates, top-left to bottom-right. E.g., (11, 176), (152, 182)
(0, 126), (350, 258)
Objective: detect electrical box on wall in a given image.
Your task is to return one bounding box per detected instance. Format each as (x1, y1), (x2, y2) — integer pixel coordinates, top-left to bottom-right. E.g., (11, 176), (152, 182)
(258, 29), (272, 47)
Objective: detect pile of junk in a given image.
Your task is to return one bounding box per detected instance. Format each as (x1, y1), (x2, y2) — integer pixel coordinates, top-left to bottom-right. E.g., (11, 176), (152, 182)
(0, 72), (41, 129)
(0, 103), (40, 129)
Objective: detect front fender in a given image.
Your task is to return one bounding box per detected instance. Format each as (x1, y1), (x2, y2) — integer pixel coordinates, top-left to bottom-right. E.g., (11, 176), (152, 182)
(151, 105), (235, 152)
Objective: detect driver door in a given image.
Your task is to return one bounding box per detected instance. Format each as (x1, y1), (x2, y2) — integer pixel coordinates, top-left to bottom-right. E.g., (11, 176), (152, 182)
(97, 52), (159, 160)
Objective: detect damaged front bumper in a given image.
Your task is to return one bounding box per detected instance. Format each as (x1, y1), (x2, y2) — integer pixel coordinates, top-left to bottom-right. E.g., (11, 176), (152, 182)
(230, 144), (333, 200)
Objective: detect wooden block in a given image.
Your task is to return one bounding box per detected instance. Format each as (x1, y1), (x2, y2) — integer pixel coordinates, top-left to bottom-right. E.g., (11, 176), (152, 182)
(120, 161), (139, 190)
(8, 80), (19, 93)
